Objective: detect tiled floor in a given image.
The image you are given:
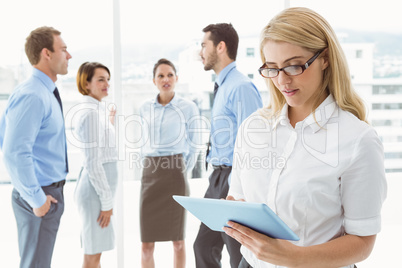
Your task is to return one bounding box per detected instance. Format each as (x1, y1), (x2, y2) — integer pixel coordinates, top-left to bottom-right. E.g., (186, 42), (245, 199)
(0, 174), (400, 267)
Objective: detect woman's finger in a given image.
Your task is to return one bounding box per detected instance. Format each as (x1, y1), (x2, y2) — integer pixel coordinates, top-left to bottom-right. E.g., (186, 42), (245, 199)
(224, 221), (269, 249)
(224, 226), (254, 250)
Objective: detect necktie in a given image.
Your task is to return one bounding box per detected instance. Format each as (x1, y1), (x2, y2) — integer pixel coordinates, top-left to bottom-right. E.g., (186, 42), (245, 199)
(206, 82), (219, 170)
(213, 82), (219, 99)
(53, 87), (64, 112)
(53, 87), (69, 173)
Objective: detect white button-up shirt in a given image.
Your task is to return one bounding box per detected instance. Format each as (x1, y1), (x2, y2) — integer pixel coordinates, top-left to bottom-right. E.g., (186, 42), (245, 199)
(73, 95), (118, 210)
(229, 95), (387, 268)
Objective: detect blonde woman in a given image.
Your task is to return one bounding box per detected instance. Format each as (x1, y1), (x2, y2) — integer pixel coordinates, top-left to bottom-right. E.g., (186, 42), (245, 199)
(74, 62), (118, 268)
(224, 7), (387, 268)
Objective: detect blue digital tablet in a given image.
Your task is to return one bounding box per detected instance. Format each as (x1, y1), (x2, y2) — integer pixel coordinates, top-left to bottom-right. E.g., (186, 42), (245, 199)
(173, 195), (299, 241)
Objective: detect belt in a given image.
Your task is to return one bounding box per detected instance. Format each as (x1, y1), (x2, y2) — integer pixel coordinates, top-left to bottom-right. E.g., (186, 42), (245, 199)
(50, 180), (66, 187)
(212, 165), (231, 170)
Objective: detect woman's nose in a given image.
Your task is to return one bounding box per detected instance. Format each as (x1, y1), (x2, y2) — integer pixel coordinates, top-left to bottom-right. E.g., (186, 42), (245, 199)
(277, 70), (291, 85)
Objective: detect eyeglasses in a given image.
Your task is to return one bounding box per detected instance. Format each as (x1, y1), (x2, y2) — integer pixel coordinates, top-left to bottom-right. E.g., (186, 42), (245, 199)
(258, 50), (323, 78)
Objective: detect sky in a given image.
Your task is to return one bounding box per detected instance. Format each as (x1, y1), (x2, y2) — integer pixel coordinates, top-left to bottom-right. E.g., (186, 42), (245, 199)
(0, 0), (401, 66)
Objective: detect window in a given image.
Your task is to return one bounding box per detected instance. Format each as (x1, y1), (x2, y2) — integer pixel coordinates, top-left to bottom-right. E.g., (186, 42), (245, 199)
(356, 49), (363, 58)
(372, 119), (402, 127)
(246, 47), (255, 57)
(373, 85), (402, 94)
(372, 103), (402, 109)
(381, 135), (402, 142)
(385, 152), (402, 159)
(386, 168), (402, 173)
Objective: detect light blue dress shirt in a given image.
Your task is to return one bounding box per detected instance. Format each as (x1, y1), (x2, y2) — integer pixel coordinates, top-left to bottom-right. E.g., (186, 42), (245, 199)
(139, 94), (201, 173)
(207, 61), (263, 166)
(0, 68), (68, 208)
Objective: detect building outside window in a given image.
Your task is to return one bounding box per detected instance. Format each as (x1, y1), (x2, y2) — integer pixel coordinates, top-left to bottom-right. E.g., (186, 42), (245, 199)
(356, 49), (363, 58)
(246, 47), (255, 57)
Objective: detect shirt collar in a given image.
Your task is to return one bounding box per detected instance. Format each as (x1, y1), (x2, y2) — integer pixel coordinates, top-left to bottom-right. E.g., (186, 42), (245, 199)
(216, 61), (236, 87)
(32, 68), (56, 93)
(272, 104), (290, 130)
(152, 93), (177, 107)
(304, 94), (337, 133)
(82, 95), (101, 104)
(272, 94), (337, 132)
(82, 95), (106, 111)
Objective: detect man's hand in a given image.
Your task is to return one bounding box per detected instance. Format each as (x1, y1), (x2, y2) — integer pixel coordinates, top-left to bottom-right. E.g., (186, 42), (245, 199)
(33, 195), (58, 217)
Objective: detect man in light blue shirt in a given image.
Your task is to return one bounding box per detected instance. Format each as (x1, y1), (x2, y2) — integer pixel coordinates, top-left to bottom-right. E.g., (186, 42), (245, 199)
(0, 26), (71, 268)
(207, 61), (262, 167)
(194, 23), (263, 268)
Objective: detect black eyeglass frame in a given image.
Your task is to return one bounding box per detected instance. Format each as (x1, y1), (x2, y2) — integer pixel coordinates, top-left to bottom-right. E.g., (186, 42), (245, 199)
(258, 50), (324, 78)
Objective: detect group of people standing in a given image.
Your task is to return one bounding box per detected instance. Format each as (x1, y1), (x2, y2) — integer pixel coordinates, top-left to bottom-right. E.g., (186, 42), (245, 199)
(0, 7), (386, 268)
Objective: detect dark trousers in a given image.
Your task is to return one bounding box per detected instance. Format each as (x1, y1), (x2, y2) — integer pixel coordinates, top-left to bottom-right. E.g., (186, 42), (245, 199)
(238, 257), (253, 268)
(12, 182), (65, 268)
(193, 166), (242, 268)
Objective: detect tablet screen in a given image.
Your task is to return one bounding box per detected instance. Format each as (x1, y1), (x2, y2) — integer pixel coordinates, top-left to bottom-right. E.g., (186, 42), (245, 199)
(173, 195), (299, 241)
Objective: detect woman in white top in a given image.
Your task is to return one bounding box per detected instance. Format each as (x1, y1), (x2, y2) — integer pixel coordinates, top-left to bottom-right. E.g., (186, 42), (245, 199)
(74, 62), (118, 268)
(224, 7), (387, 268)
(139, 58), (200, 268)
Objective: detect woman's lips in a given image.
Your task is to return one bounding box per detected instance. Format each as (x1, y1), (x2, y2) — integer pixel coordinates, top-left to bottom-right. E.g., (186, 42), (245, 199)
(283, 89), (298, 96)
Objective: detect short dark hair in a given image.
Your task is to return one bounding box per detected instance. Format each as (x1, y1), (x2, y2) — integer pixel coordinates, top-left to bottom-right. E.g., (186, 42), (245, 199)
(153, 58), (177, 78)
(202, 23), (239, 60)
(25, 26), (61, 65)
(76, 62), (110, 95)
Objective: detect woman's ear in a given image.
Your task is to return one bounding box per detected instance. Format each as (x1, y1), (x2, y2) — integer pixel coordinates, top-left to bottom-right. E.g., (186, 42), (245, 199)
(321, 48), (329, 71)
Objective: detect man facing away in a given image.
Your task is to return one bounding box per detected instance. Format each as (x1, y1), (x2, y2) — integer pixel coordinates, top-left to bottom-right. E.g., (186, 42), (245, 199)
(0, 26), (72, 268)
(193, 23), (263, 268)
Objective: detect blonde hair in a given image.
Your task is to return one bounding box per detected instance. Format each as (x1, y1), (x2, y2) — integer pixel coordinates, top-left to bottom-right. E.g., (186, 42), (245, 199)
(260, 7), (367, 122)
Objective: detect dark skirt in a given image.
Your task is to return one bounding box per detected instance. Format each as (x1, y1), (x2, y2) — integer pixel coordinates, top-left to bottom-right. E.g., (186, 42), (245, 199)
(140, 154), (189, 242)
